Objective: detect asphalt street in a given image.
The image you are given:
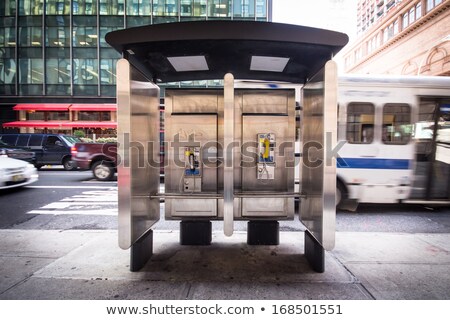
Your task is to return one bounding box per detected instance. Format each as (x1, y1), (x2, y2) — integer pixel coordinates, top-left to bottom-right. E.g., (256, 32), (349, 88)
(0, 168), (450, 300)
(1, 167), (449, 234)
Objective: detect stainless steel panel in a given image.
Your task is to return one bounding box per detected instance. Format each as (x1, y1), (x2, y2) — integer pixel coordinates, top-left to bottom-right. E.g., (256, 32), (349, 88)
(165, 89), (219, 219)
(223, 73), (235, 236)
(242, 198), (288, 217)
(241, 115), (292, 192)
(238, 89), (296, 219)
(171, 199), (217, 217)
(300, 60), (337, 251)
(242, 91), (289, 114)
(173, 92), (219, 113)
(117, 59), (160, 250)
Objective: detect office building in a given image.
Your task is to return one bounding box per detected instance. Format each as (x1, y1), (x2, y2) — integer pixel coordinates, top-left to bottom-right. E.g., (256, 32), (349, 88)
(341, 0), (450, 76)
(0, 0), (272, 134)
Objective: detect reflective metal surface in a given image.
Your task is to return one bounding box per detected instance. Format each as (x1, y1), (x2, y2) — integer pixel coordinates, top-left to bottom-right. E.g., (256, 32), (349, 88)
(223, 74), (235, 236)
(300, 60), (337, 251)
(163, 87), (296, 228)
(117, 59), (161, 250)
(238, 89), (296, 219)
(164, 89), (221, 220)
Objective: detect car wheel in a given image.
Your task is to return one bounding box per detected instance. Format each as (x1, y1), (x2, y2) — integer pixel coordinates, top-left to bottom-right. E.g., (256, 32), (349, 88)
(63, 157), (76, 171)
(92, 161), (114, 181)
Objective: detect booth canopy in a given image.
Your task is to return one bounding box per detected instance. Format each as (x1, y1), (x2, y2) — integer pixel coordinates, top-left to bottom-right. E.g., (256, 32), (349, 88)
(105, 21), (349, 83)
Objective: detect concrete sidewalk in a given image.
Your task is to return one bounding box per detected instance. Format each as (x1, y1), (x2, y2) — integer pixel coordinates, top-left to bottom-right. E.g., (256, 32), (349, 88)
(0, 229), (449, 300)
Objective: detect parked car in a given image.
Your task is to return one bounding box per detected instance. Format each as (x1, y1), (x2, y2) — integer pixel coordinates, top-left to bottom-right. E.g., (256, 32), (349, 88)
(0, 134), (81, 170)
(71, 142), (117, 181)
(0, 140), (35, 164)
(0, 155), (38, 190)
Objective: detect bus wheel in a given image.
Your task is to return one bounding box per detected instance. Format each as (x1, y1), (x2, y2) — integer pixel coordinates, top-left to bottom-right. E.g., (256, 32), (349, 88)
(336, 181), (347, 208)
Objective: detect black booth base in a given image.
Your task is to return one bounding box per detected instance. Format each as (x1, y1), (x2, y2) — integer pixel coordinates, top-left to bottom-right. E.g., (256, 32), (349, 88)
(180, 220), (212, 245)
(247, 220), (280, 245)
(130, 229), (153, 272)
(304, 230), (325, 273)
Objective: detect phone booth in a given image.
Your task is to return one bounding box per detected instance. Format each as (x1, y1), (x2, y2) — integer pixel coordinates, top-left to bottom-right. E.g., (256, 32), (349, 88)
(106, 21), (348, 272)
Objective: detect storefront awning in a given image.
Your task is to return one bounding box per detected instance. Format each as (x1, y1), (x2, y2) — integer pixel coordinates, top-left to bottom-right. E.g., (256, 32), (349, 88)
(68, 121), (117, 128)
(2, 121), (72, 128)
(13, 104), (117, 112)
(13, 104), (70, 111)
(70, 104), (117, 111)
(2, 121), (117, 129)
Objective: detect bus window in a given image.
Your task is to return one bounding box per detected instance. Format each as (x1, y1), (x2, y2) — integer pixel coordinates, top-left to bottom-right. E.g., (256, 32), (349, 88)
(346, 103), (374, 144)
(382, 104), (412, 145)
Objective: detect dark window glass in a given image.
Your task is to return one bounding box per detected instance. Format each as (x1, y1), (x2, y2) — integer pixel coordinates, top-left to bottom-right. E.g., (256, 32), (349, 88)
(29, 135), (43, 146)
(16, 135), (30, 146)
(27, 111), (45, 120)
(346, 103), (375, 144)
(383, 104), (412, 145)
(1, 135), (18, 145)
(48, 112), (69, 120)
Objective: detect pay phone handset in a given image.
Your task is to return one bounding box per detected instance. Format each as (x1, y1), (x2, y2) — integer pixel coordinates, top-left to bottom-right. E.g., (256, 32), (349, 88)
(257, 133), (275, 180)
(182, 147), (202, 192)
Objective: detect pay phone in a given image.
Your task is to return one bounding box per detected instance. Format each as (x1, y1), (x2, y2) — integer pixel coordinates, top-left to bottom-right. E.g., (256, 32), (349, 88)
(257, 133), (275, 180)
(183, 146), (201, 192)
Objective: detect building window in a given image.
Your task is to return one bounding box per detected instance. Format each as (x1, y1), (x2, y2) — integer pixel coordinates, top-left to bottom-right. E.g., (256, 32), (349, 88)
(78, 111), (111, 121)
(0, 1), (16, 16)
(27, 111), (45, 120)
(382, 104), (412, 145)
(73, 26), (97, 47)
(19, 26), (43, 47)
(427, 0), (442, 12)
(72, 0), (97, 15)
(355, 47), (362, 62)
(256, 0), (267, 19)
(209, 0), (231, 18)
(402, 12), (408, 29)
(368, 35), (379, 53)
(46, 0), (71, 15)
(0, 57), (16, 94)
(19, 0), (44, 15)
(19, 58), (43, 84)
(233, 0), (255, 19)
(46, 26), (70, 47)
(99, 0), (125, 15)
(48, 112), (70, 120)
(126, 0), (152, 16)
(347, 103), (375, 144)
(100, 59), (116, 85)
(73, 58), (98, 85)
(416, 2), (422, 19)
(409, 7), (416, 25)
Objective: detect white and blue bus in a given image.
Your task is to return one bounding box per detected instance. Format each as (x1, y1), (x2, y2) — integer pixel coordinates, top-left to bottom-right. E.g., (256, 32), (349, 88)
(336, 74), (450, 206)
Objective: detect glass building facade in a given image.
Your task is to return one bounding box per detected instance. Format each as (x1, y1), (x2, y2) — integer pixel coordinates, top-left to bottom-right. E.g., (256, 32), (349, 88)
(0, 1), (272, 98)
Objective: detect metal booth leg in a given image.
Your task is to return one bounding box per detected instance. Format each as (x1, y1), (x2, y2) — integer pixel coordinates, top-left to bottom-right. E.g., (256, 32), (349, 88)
(304, 230), (325, 273)
(180, 220), (212, 245)
(130, 229), (153, 272)
(247, 220), (280, 245)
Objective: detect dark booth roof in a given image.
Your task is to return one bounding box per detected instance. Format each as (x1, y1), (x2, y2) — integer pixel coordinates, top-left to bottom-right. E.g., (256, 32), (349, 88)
(105, 21), (348, 84)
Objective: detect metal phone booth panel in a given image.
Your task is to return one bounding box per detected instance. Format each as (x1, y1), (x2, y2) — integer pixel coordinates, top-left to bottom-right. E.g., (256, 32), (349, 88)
(106, 21), (348, 272)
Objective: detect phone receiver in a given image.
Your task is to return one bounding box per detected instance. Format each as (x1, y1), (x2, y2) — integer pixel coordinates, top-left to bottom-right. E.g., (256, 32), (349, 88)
(263, 138), (270, 159)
